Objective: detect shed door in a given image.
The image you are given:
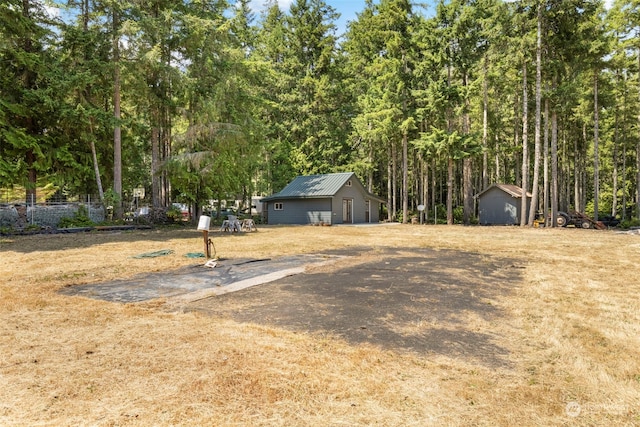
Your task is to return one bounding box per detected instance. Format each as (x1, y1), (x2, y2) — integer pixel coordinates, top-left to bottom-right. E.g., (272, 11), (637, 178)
(342, 199), (353, 224)
(365, 200), (370, 223)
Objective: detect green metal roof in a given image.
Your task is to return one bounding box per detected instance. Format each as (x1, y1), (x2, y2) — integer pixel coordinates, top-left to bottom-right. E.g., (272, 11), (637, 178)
(261, 172), (384, 203)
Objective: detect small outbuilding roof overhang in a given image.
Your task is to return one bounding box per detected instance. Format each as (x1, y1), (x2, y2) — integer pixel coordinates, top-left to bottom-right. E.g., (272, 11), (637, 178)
(475, 183), (532, 199)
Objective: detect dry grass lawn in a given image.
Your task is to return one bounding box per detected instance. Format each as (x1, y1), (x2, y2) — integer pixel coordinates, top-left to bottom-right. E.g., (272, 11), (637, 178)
(1, 224), (639, 426)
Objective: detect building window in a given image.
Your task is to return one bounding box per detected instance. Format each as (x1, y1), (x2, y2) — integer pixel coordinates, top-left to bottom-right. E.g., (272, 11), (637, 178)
(346, 180), (352, 187)
(274, 202), (283, 210)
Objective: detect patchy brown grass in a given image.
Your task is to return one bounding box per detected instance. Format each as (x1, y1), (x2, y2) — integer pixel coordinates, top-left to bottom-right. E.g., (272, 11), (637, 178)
(1, 225), (639, 426)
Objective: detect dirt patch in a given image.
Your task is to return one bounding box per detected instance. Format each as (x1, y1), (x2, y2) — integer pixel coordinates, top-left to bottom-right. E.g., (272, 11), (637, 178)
(187, 247), (523, 368)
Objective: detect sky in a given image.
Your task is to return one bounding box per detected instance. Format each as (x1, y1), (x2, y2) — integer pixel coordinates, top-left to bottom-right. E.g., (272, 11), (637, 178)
(249, 1), (439, 37)
(325, 0), (368, 35)
(42, 0), (368, 38)
(249, 0), (368, 36)
(253, 0), (616, 28)
(45, 0), (615, 36)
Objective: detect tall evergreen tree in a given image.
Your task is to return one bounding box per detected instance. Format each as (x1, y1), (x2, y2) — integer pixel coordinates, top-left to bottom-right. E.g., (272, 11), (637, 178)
(344, 0), (416, 222)
(253, 2), (294, 193)
(0, 0), (58, 202)
(283, 0), (349, 176)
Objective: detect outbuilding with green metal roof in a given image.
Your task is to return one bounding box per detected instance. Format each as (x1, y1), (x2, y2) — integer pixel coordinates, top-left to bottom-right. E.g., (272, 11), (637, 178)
(260, 172), (385, 225)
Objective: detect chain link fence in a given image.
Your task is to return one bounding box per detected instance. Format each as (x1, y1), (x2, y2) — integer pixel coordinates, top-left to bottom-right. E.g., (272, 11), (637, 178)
(0, 194), (105, 231)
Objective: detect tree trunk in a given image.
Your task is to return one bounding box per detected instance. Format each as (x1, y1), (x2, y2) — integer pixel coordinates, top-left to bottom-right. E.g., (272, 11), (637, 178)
(636, 49), (640, 220)
(81, 1), (104, 209)
(520, 62), (529, 227)
(622, 135), (627, 220)
(447, 157), (453, 225)
(88, 116), (105, 207)
(551, 79), (559, 227)
(26, 149), (36, 205)
(622, 76), (628, 220)
(89, 135), (105, 207)
(561, 136), (567, 211)
(22, 0), (36, 205)
(482, 55), (489, 191)
(514, 90), (521, 187)
(432, 158), (437, 224)
(495, 136), (500, 183)
(387, 145), (393, 221)
(612, 72), (620, 218)
(575, 130), (581, 213)
(543, 90), (550, 226)
(593, 71), (600, 221)
(161, 125), (170, 207)
(151, 125), (161, 208)
(528, 8), (542, 226)
(636, 139), (640, 220)
(113, 8), (123, 218)
(463, 158), (472, 225)
(402, 132), (408, 224)
(636, 149), (640, 219)
(463, 72), (473, 225)
(423, 158), (429, 222)
(391, 142), (398, 221)
(367, 142), (374, 193)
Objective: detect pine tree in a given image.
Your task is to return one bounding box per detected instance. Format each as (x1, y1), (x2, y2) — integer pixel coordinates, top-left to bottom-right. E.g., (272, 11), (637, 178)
(0, 0), (58, 202)
(344, 0), (416, 222)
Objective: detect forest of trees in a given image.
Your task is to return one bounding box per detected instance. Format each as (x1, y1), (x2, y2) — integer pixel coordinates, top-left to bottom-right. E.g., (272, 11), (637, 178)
(2, 0), (640, 226)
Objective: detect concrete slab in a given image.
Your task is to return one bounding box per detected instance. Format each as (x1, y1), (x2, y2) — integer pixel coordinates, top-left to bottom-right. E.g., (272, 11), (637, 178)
(59, 254), (343, 303)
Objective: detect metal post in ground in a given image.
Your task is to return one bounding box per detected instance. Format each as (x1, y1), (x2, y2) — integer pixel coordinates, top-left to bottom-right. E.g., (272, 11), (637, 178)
(197, 215), (213, 259)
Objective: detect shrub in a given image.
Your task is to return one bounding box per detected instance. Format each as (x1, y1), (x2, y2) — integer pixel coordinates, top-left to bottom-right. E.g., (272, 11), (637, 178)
(58, 205), (95, 228)
(0, 226), (14, 235)
(166, 205), (183, 222)
(619, 218), (640, 229)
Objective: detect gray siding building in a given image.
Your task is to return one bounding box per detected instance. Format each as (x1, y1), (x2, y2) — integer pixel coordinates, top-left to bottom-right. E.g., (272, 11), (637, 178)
(476, 184), (532, 225)
(261, 172), (385, 225)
